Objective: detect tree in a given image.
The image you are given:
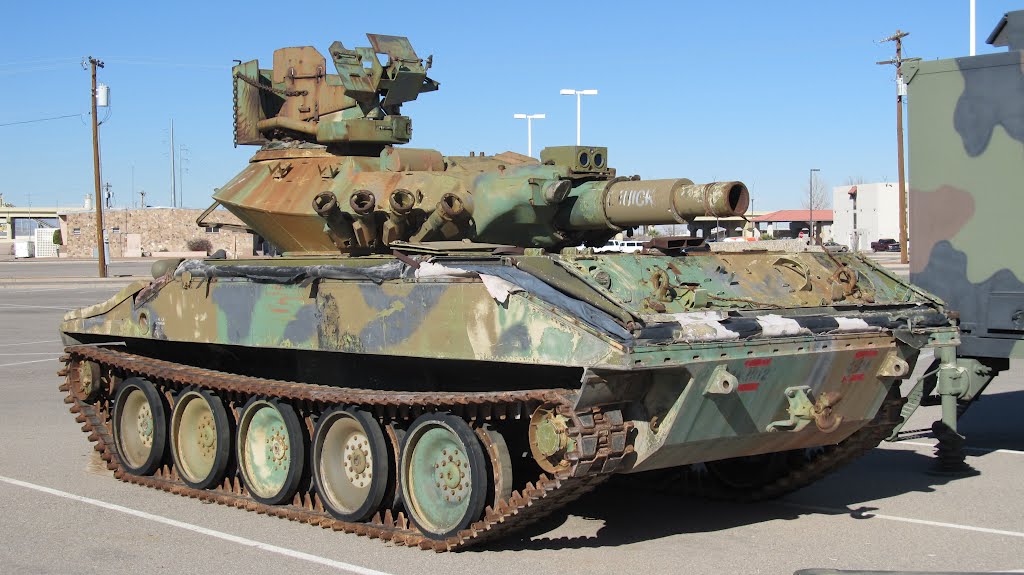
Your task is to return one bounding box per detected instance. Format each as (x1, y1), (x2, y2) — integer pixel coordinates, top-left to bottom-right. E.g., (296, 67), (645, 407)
(801, 173), (831, 243)
(801, 174), (831, 212)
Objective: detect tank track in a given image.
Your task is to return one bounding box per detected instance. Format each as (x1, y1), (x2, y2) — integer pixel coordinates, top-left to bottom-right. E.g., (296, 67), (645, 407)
(630, 394), (906, 502)
(58, 344), (630, 551)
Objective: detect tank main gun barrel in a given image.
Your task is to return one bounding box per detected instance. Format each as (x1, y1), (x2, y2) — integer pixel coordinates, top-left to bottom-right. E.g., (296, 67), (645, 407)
(560, 179), (749, 231)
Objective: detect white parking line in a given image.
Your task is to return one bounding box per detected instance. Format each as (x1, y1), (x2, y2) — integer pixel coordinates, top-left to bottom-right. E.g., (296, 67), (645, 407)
(0, 340), (60, 347)
(778, 501), (1024, 539)
(0, 358), (60, 368)
(891, 440), (1024, 456)
(0, 352), (63, 356)
(0, 475), (395, 575)
(0, 303), (78, 310)
(0, 286), (124, 292)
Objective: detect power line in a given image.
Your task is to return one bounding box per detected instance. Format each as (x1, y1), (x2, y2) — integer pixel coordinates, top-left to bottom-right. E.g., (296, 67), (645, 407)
(0, 58), (227, 75)
(0, 63), (82, 76)
(105, 58), (228, 70)
(0, 113), (84, 127)
(0, 57), (80, 68)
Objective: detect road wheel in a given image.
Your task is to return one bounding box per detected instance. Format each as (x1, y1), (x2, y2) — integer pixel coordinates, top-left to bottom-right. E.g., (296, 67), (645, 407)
(476, 424), (513, 508)
(400, 413), (487, 540)
(236, 398), (305, 505)
(112, 377), (167, 476)
(312, 407), (388, 522)
(170, 388), (232, 489)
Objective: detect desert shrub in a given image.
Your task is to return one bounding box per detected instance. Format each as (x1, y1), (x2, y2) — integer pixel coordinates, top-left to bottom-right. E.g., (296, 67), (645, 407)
(186, 238), (213, 254)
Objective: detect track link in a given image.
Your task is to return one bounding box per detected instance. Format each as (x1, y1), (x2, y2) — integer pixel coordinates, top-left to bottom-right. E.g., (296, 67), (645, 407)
(59, 344), (628, 551)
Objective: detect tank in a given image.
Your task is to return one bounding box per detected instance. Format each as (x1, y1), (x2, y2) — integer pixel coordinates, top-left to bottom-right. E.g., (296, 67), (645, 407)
(59, 34), (960, 550)
(898, 10), (1024, 471)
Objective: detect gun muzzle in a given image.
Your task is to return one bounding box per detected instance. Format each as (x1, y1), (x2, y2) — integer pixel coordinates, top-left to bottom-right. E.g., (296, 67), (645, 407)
(562, 179), (749, 230)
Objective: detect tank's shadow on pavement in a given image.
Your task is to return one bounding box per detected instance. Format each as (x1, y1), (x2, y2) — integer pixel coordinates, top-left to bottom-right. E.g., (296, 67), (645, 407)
(957, 389), (1024, 453)
(473, 448), (966, 552)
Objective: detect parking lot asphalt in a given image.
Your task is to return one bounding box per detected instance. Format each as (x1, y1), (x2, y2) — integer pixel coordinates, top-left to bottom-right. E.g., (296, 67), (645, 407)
(0, 260), (1020, 575)
(0, 258), (153, 282)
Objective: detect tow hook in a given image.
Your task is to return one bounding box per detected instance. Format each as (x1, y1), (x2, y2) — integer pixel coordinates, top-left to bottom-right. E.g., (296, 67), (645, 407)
(766, 386), (844, 433)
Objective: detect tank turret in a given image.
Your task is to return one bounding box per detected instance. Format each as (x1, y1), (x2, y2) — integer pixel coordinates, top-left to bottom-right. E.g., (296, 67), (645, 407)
(211, 35), (748, 254)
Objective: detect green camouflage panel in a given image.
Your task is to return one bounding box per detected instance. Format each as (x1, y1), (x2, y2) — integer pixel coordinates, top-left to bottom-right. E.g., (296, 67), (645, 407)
(61, 248), (957, 472)
(905, 10), (1024, 360)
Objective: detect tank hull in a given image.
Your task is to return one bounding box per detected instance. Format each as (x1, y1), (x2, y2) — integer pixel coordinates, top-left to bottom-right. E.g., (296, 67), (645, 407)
(61, 251), (956, 476)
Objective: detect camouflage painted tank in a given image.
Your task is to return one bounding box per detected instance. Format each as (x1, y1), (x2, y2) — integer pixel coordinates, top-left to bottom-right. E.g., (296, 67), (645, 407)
(899, 10), (1024, 470)
(59, 34), (959, 550)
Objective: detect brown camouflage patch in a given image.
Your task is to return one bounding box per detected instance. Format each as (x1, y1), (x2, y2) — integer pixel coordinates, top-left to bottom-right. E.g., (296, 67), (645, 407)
(908, 185), (974, 274)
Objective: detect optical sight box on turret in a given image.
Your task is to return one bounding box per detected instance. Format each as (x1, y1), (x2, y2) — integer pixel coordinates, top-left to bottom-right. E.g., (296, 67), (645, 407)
(541, 146), (610, 174)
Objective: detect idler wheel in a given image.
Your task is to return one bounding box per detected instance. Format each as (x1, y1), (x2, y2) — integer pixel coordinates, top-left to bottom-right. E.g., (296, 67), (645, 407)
(528, 405), (573, 474)
(236, 398), (305, 505)
(170, 388), (232, 489)
(73, 360), (102, 402)
(312, 407), (389, 522)
(112, 377), (167, 476)
(400, 413), (487, 540)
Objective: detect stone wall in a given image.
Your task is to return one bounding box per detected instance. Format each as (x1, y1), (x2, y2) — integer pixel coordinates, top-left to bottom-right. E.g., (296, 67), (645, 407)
(708, 238), (814, 252)
(62, 208), (254, 259)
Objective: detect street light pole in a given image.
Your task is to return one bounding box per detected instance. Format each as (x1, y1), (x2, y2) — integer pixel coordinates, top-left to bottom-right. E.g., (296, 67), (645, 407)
(88, 56), (107, 278)
(809, 168), (820, 243)
(559, 89), (598, 145)
(513, 113), (545, 157)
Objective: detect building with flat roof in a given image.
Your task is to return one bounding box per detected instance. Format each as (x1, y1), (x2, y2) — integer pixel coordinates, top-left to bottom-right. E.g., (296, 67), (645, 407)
(1, 206), (63, 240)
(831, 182), (900, 251)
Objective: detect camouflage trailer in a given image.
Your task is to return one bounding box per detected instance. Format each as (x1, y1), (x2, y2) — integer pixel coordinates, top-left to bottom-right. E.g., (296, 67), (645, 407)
(60, 34), (960, 550)
(902, 10), (1024, 468)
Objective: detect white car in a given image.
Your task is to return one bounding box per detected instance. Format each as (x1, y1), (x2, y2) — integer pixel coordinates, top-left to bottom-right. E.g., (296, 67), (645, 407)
(594, 239), (644, 253)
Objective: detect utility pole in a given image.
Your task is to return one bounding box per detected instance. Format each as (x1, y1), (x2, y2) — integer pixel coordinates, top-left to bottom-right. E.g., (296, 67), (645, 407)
(170, 119), (177, 207)
(88, 56), (107, 278)
(878, 31), (920, 265)
(139, 190), (147, 209)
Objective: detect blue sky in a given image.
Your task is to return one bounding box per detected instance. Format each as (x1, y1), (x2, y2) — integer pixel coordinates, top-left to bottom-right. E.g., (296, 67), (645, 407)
(0, 1), (1017, 212)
